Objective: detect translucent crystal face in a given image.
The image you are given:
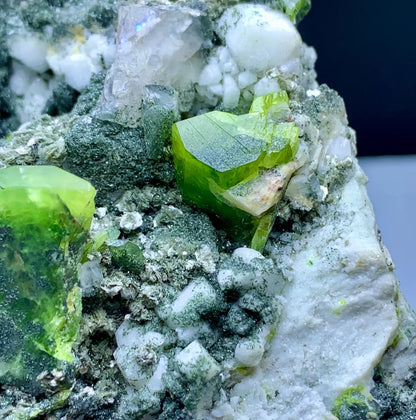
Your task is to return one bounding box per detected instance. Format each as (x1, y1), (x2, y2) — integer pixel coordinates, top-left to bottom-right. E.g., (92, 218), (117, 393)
(0, 166), (95, 393)
(172, 92), (299, 251)
(98, 4), (205, 126)
(0, 166), (96, 230)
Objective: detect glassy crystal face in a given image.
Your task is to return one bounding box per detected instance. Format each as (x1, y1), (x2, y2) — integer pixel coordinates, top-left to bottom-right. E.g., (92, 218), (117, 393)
(97, 4), (204, 126)
(0, 166), (95, 393)
(172, 92), (299, 251)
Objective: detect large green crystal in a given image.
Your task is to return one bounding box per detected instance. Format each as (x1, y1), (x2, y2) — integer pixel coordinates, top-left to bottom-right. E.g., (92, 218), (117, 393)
(0, 166), (95, 393)
(172, 92), (299, 251)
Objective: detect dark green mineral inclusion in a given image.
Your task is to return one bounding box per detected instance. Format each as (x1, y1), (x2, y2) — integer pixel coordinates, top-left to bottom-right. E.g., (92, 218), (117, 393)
(0, 166), (95, 392)
(172, 92), (299, 251)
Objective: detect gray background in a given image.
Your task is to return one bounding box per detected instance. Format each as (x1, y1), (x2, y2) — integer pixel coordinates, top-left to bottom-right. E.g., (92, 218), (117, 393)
(360, 156), (416, 310)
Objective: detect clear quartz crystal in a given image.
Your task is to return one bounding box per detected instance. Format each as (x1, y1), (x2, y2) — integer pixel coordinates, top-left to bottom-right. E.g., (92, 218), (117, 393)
(96, 4), (205, 127)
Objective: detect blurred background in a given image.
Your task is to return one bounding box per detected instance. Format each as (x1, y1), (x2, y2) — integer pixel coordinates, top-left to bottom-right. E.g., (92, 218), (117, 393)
(300, 0), (416, 309)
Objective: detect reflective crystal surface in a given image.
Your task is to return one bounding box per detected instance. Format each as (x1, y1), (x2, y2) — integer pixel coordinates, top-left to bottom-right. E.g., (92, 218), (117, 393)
(0, 166), (95, 393)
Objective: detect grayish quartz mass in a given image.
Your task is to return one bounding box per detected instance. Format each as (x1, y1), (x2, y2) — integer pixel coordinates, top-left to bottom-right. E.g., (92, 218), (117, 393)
(0, 1), (416, 420)
(96, 3), (206, 127)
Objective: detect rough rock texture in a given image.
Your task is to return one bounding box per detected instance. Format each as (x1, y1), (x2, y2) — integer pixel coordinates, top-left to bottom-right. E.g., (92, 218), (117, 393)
(0, 1), (415, 420)
(218, 174), (398, 419)
(63, 115), (175, 205)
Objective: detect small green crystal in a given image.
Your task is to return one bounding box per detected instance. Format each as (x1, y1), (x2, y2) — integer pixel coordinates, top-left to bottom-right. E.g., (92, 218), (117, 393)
(172, 92), (299, 251)
(109, 241), (145, 275)
(277, 0), (311, 23)
(0, 166), (95, 393)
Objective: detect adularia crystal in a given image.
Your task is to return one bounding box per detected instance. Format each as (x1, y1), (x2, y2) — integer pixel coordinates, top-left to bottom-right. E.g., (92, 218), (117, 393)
(172, 91), (299, 251)
(0, 166), (95, 393)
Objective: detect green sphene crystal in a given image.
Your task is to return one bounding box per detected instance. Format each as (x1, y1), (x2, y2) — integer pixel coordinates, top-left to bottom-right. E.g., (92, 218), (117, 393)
(280, 0), (311, 23)
(0, 165), (95, 394)
(172, 92), (299, 251)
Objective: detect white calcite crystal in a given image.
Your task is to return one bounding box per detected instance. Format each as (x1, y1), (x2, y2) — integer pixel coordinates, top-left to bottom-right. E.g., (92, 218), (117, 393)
(97, 4), (205, 126)
(216, 5), (302, 73)
(114, 319), (171, 390)
(119, 211), (143, 232)
(15, 77), (51, 123)
(47, 33), (115, 92)
(196, 4), (308, 110)
(9, 61), (37, 96)
(176, 341), (221, 381)
(8, 35), (49, 73)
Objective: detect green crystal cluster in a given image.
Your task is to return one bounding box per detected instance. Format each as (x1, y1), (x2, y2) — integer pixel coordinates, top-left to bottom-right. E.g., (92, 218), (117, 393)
(172, 92), (299, 251)
(0, 166), (95, 393)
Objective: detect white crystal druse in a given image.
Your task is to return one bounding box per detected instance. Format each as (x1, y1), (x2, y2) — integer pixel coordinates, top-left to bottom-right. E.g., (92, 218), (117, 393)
(197, 4), (307, 110)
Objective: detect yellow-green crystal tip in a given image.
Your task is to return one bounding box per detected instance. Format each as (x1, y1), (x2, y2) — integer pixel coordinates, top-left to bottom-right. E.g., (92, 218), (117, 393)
(0, 165), (95, 393)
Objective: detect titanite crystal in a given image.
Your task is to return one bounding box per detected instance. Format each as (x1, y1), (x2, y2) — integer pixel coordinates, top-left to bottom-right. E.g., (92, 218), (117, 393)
(0, 166), (95, 393)
(172, 92), (299, 251)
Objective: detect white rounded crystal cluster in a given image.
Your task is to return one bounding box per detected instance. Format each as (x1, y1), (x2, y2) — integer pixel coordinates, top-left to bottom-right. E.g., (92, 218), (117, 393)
(197, 4), (303, 110)
(47, 33), (115, 92)
(7, 29), (115, 123)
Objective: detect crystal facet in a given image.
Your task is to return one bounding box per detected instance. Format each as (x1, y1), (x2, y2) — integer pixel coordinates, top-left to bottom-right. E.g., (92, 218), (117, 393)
(0, 166), (95, 393)
(172, 92), (299, 251)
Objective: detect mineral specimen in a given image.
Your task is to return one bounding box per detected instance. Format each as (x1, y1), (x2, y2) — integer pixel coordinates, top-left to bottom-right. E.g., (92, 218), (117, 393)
(63, 114), (175, 205)
(2, 0), (116, 129)
(0, 166), (95, 393)
(172, 91), (299, 250)
(0, 1), (415, 419)
(97, 3), (206, 126)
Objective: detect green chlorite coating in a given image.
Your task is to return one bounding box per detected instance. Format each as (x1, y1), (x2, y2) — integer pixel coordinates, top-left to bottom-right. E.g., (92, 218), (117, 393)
(172, 92), (299, 251)
(0, 165), (95, 393)
(109, 241), (145, 275)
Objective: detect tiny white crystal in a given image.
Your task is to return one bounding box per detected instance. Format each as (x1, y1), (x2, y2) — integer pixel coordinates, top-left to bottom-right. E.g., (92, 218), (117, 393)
(8, 36), (49, 73)
(79, 261), (103, 297)
(325, 136), (353, 160)
(253, 76), (280, 97)
(234, 336), (265, 367)
(176, 340), (221, 381)
(237, 70), (257, 89)
(60, 54), (93, 92)
(16, 77), (50, 123)
(232, 247), (264, 264)
(164, 278), (219, 328)
(147, 355), (168, 392)
(217, 46), (239, 75)
(208, 83), (223, 97)
(120, 212), (143, 232)
(199, 59), (222, 86)
(114, 320), (167, 389)
(222, 74), (240, 109)
(9, 61), (36, 96)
